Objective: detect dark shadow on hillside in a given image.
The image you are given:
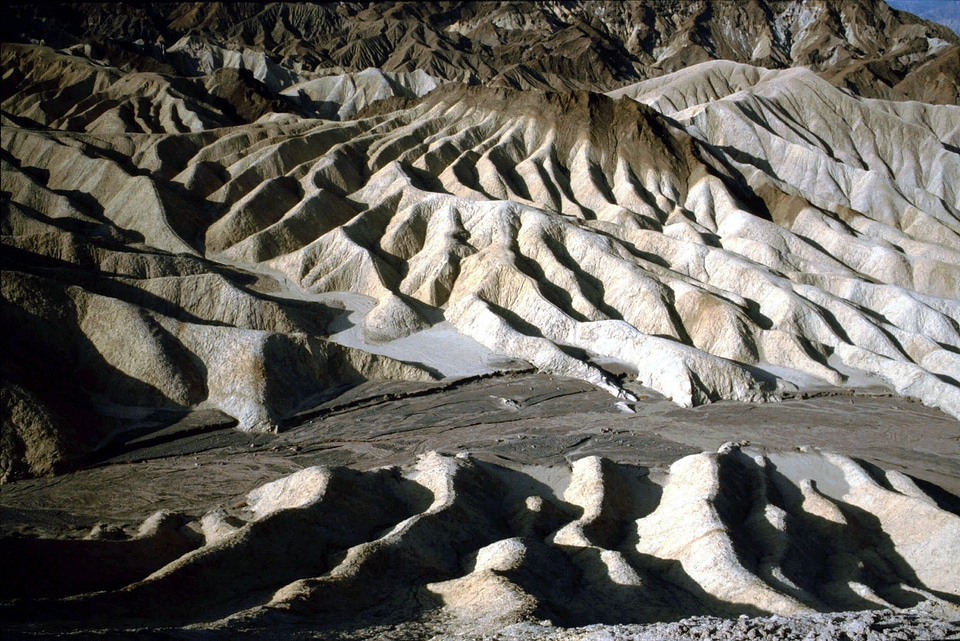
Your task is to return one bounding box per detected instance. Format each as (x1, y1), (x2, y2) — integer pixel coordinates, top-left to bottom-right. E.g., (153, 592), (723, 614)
(853, 457), (960, 517)
(760, 453), (960, 609)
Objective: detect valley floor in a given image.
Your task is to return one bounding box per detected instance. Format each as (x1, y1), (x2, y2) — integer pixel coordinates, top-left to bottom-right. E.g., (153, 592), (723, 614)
(2, 374), (958, 638)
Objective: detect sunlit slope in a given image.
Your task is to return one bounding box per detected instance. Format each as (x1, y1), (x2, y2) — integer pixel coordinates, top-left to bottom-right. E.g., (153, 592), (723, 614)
(6, 448), (957, 629)
(181, 71), (958, 413)
(3, 59), (958, 481)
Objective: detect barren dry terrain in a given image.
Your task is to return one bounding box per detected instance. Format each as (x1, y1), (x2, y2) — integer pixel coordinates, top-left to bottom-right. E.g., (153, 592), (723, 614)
(2, 2), (959, 638)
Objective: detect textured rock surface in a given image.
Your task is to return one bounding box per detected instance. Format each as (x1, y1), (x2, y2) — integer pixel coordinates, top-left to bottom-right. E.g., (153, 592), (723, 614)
(2, 447), (957, 636)
(3, 1), (960, 484)
(1, 3), (958, 636)
(4, 1), (958, 102)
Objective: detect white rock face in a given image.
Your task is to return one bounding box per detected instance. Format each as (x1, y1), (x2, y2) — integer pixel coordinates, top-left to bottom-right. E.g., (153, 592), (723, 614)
(167, 36), (303, 92)
(25, 450), (958, 627)
(245, 466), (333, 519)
(211, 68), (954, 416)
(3, 56), (959, 481)
(281, 68), (442, 120)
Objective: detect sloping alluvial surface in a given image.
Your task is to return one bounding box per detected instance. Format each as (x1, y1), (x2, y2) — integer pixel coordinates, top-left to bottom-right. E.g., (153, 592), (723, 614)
(2, 448), (957, 635)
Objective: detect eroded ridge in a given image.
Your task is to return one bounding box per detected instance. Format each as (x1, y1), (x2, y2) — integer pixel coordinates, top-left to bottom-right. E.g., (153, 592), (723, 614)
(4, 57), (960, 482)
(3, 447), (957, 635)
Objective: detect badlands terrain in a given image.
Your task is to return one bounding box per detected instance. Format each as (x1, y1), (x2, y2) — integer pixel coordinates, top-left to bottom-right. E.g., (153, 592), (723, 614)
(1, 1), (959, 638)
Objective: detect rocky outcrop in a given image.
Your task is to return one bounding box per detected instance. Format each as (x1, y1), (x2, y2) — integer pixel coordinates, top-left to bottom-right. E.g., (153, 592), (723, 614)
(5, 2), (958, 103)
(3, 448), (957, 633)
(3, 1), (958, 484)
(4, 55), (959, 482)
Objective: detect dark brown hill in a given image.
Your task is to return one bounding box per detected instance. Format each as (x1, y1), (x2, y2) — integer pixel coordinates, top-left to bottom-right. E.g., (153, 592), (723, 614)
(4, 1), (959, 103)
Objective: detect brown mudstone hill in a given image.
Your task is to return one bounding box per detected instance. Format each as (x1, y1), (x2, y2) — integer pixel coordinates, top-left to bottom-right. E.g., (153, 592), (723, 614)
(4, 1), (959, 107)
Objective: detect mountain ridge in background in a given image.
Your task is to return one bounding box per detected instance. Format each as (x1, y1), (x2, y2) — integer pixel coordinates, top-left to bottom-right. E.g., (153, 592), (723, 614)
(887, 0), (960, 36)
(4, 1), (959, 105)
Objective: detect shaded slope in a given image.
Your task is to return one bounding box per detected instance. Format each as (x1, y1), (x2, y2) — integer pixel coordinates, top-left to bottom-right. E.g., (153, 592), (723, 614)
(2, 447), (957, 634)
